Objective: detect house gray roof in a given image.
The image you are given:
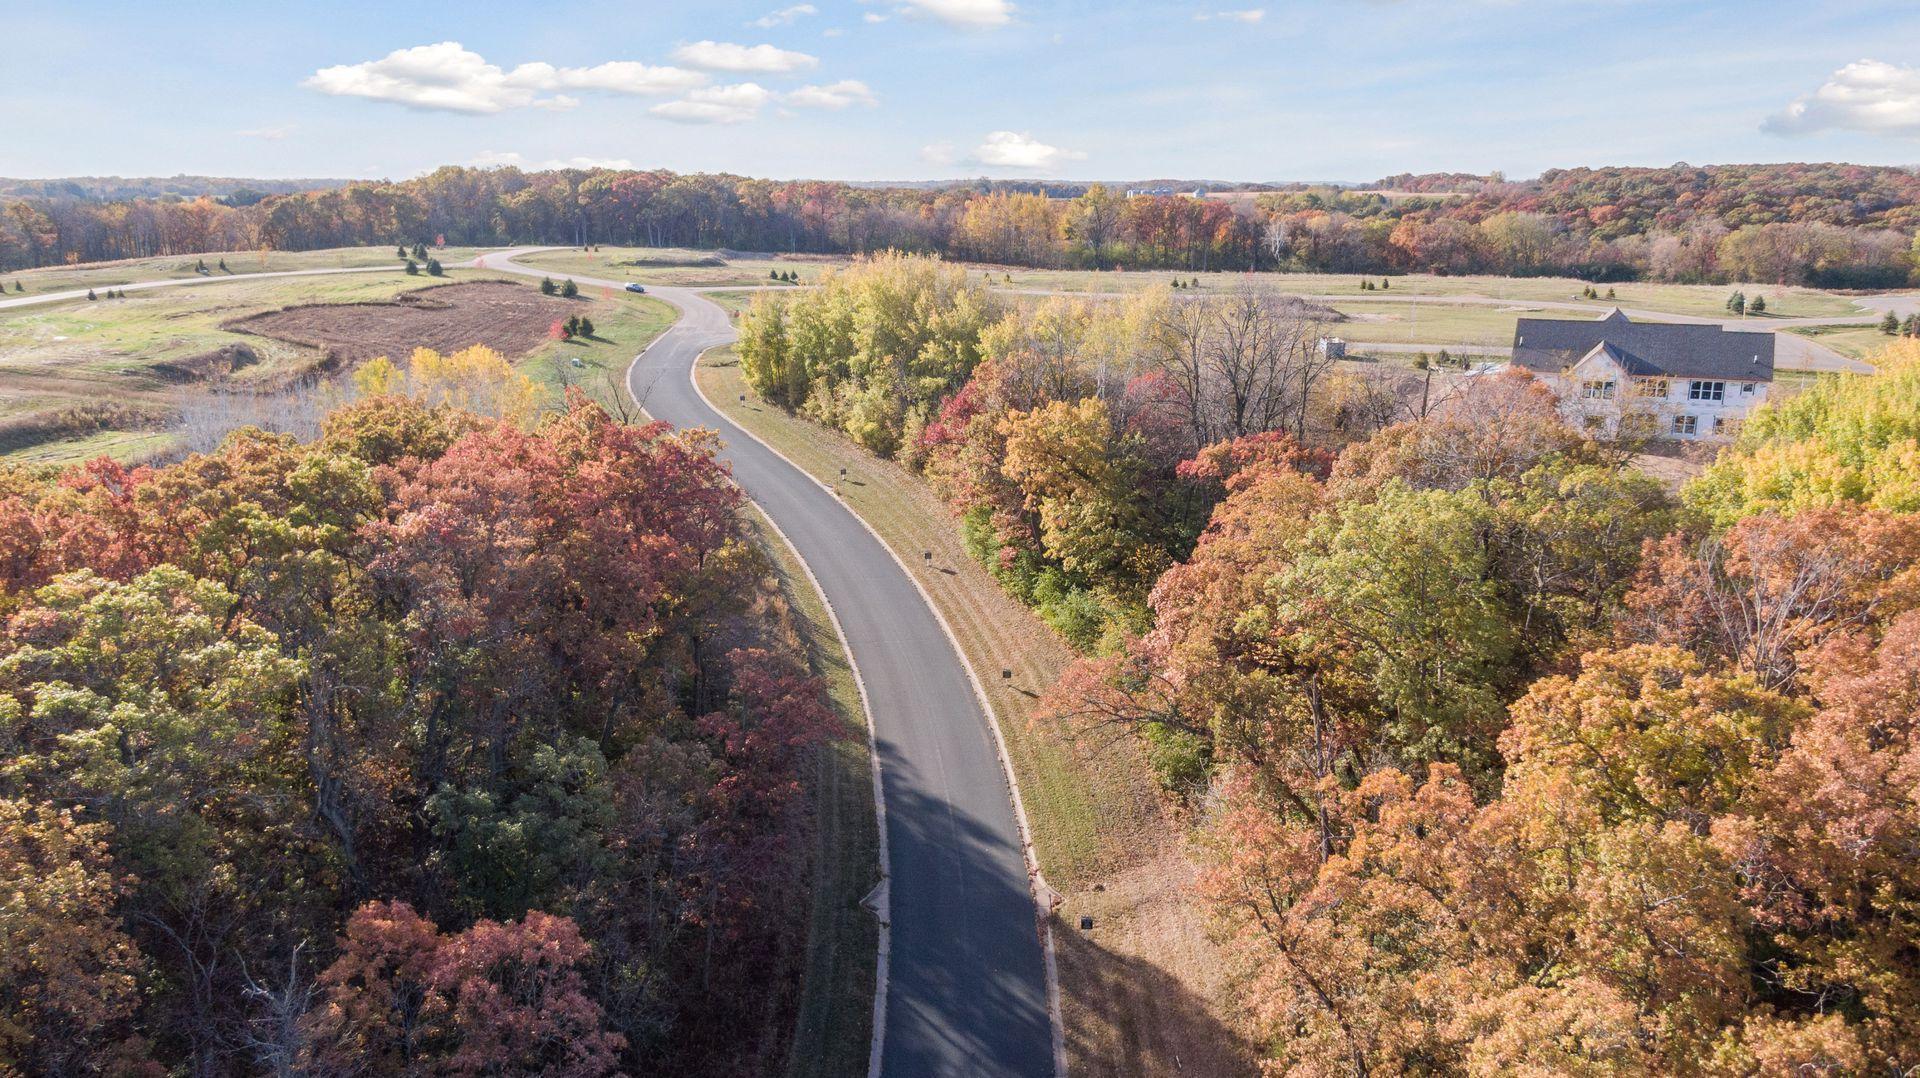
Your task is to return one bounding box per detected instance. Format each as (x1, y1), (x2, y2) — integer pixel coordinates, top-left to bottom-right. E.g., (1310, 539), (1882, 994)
(1511, 309), (1775, 382)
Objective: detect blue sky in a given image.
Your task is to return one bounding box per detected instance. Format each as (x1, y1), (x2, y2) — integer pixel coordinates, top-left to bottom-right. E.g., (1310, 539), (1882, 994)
(6, 0), (1920, 183)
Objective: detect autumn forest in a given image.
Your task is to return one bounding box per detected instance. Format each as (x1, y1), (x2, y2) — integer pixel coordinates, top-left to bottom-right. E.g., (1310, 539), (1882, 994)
(7, 161), (1920, 286)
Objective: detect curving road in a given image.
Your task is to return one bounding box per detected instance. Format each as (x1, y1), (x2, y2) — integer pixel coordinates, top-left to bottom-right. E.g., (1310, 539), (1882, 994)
(488, 251), (1061, 1077)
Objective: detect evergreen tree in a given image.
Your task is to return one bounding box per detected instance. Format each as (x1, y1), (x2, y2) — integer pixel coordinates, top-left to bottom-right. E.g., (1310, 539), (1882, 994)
(561, 278), (579, 298)
(564, 314), (581, 338)
(1881, 311), (1900, 335)
(397, 245), (408, 259)
(771, 269), (780, 280)
(1727, 291), (1746, 315)
(426, 258), (444, 276)
(412, 242), (428, 261)
(196, 258), (208, 272)
(1750, 295), (1767, 315)
(578, 316), (595, 337)
(217, 258), (227, 271)
(1381, 278), (1390, 289)
(1606, 286), (1616, 298)
(87, 289), (97, 301)
(404, 260), (419, 275)
(1904, 314), (1920, 338)
(11, 281), (21, 293)
(540, 277), (557, 295)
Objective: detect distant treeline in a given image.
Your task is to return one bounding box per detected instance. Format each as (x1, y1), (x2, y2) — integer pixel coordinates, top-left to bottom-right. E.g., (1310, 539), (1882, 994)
(5, 162), (1920, 285)
(0, 174), (353, 204)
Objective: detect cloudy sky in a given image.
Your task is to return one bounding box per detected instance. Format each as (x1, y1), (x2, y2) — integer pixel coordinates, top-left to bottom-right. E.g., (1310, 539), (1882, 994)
(6, 0), (1920, 182)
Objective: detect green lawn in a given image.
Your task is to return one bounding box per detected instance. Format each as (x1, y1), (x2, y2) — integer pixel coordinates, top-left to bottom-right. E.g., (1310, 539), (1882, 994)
(518, 293), (677, 411)
(1786, 323), (1899, 361)
(3, 246), (492, 296)
(989, 266), (1874, 320)
(1328, 300), (1588, 347)
(701, 290), (766, 315)
(515, 247), (830, 288)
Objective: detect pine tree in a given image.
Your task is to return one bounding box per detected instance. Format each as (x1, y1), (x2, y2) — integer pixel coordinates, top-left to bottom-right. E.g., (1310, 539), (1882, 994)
(196, 258), (208, 273)
(561, 278), (579, 298)
(1881, 311), (1900, 335)
(771, 269), (780, 281)
(541, 277), (557, 295)
(87, 289), (97, 301)
(426, 258), (444, 277)
(413, 243), (428, 261)
(1727, 291), (1746, 315)
(1750, 295), (1767, 315)
(397, 245), (408, 259)
(1606, 287), (1616, 298)
(578, 316), (595, 337)
(564, 314), (581, 338)
(1904, 314), (1920, 338)
(11, 282), (20, 292)
(405, 260), (419, 275)
(217, 258), (227, 271)
(1381, 279), (1390, 289)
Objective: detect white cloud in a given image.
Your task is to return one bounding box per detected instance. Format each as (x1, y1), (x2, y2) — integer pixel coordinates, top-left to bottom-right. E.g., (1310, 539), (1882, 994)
(473, 150), (638, 170)
(751, 3), (818, 27)
(863, 12), (889, 22)
(823, 27), (847, 37)
(1766, 59), (1920, 137)
(1195, 8), (1264, 22)
(921, 141), (958, 167)
(670, 40), (819, 74)
(651, 82), (773, 124)
(893, 0), (1013, 28)
(236, 125), (293, 140)
(973, 130), (1084, 170)
(521, 60), (708, 96)
(785, 79), (879, 109)
(304, 42), (704, 113)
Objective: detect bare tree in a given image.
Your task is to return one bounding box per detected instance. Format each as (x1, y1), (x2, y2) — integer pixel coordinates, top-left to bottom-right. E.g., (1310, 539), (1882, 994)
(1148, 284), (1332, 446)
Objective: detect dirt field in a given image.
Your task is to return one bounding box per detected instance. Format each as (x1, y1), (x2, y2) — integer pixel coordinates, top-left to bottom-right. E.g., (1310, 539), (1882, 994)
(225, 280), (578, 365)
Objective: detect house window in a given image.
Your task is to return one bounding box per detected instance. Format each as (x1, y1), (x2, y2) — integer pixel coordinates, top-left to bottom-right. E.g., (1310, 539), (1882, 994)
(1741, 382), (1756, 395)
(1689, 380), (1726, 402)
(1635, 378), (1669, 397)
(1582, 380), (1617, 400)
(1713, 416), (1726, 435)
(1673, 415), (1698, 436)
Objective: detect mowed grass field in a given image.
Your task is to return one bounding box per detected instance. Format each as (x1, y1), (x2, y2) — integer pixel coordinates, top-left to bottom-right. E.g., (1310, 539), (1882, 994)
(1786, 322), (1902, 360)
(0, 266), (674, 463)
(694, 344), (1255, 1078)
(3, 245), (492, 296)
(988, 265), (1875, 320)
(514, 246), (832, 288)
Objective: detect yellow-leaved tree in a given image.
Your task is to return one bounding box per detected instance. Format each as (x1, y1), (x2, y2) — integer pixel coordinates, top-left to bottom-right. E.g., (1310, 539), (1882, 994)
(351, 345), (542, 427)
(1689, 338), (1920, 525)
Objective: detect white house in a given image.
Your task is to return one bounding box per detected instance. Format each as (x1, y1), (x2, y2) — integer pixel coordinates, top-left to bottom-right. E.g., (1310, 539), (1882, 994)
(1507, 309), (1774, 441)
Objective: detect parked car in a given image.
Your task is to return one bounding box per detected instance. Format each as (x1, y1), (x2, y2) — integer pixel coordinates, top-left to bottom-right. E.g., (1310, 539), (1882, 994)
(625, 282), (647, 294)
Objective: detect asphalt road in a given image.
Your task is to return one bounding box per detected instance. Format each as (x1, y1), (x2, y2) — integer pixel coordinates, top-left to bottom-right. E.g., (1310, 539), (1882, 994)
(488, 251), (1060, 1077)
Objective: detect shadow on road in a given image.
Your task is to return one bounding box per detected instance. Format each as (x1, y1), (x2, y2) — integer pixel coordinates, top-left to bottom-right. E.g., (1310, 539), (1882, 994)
(878, 762), (1056, 1077)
